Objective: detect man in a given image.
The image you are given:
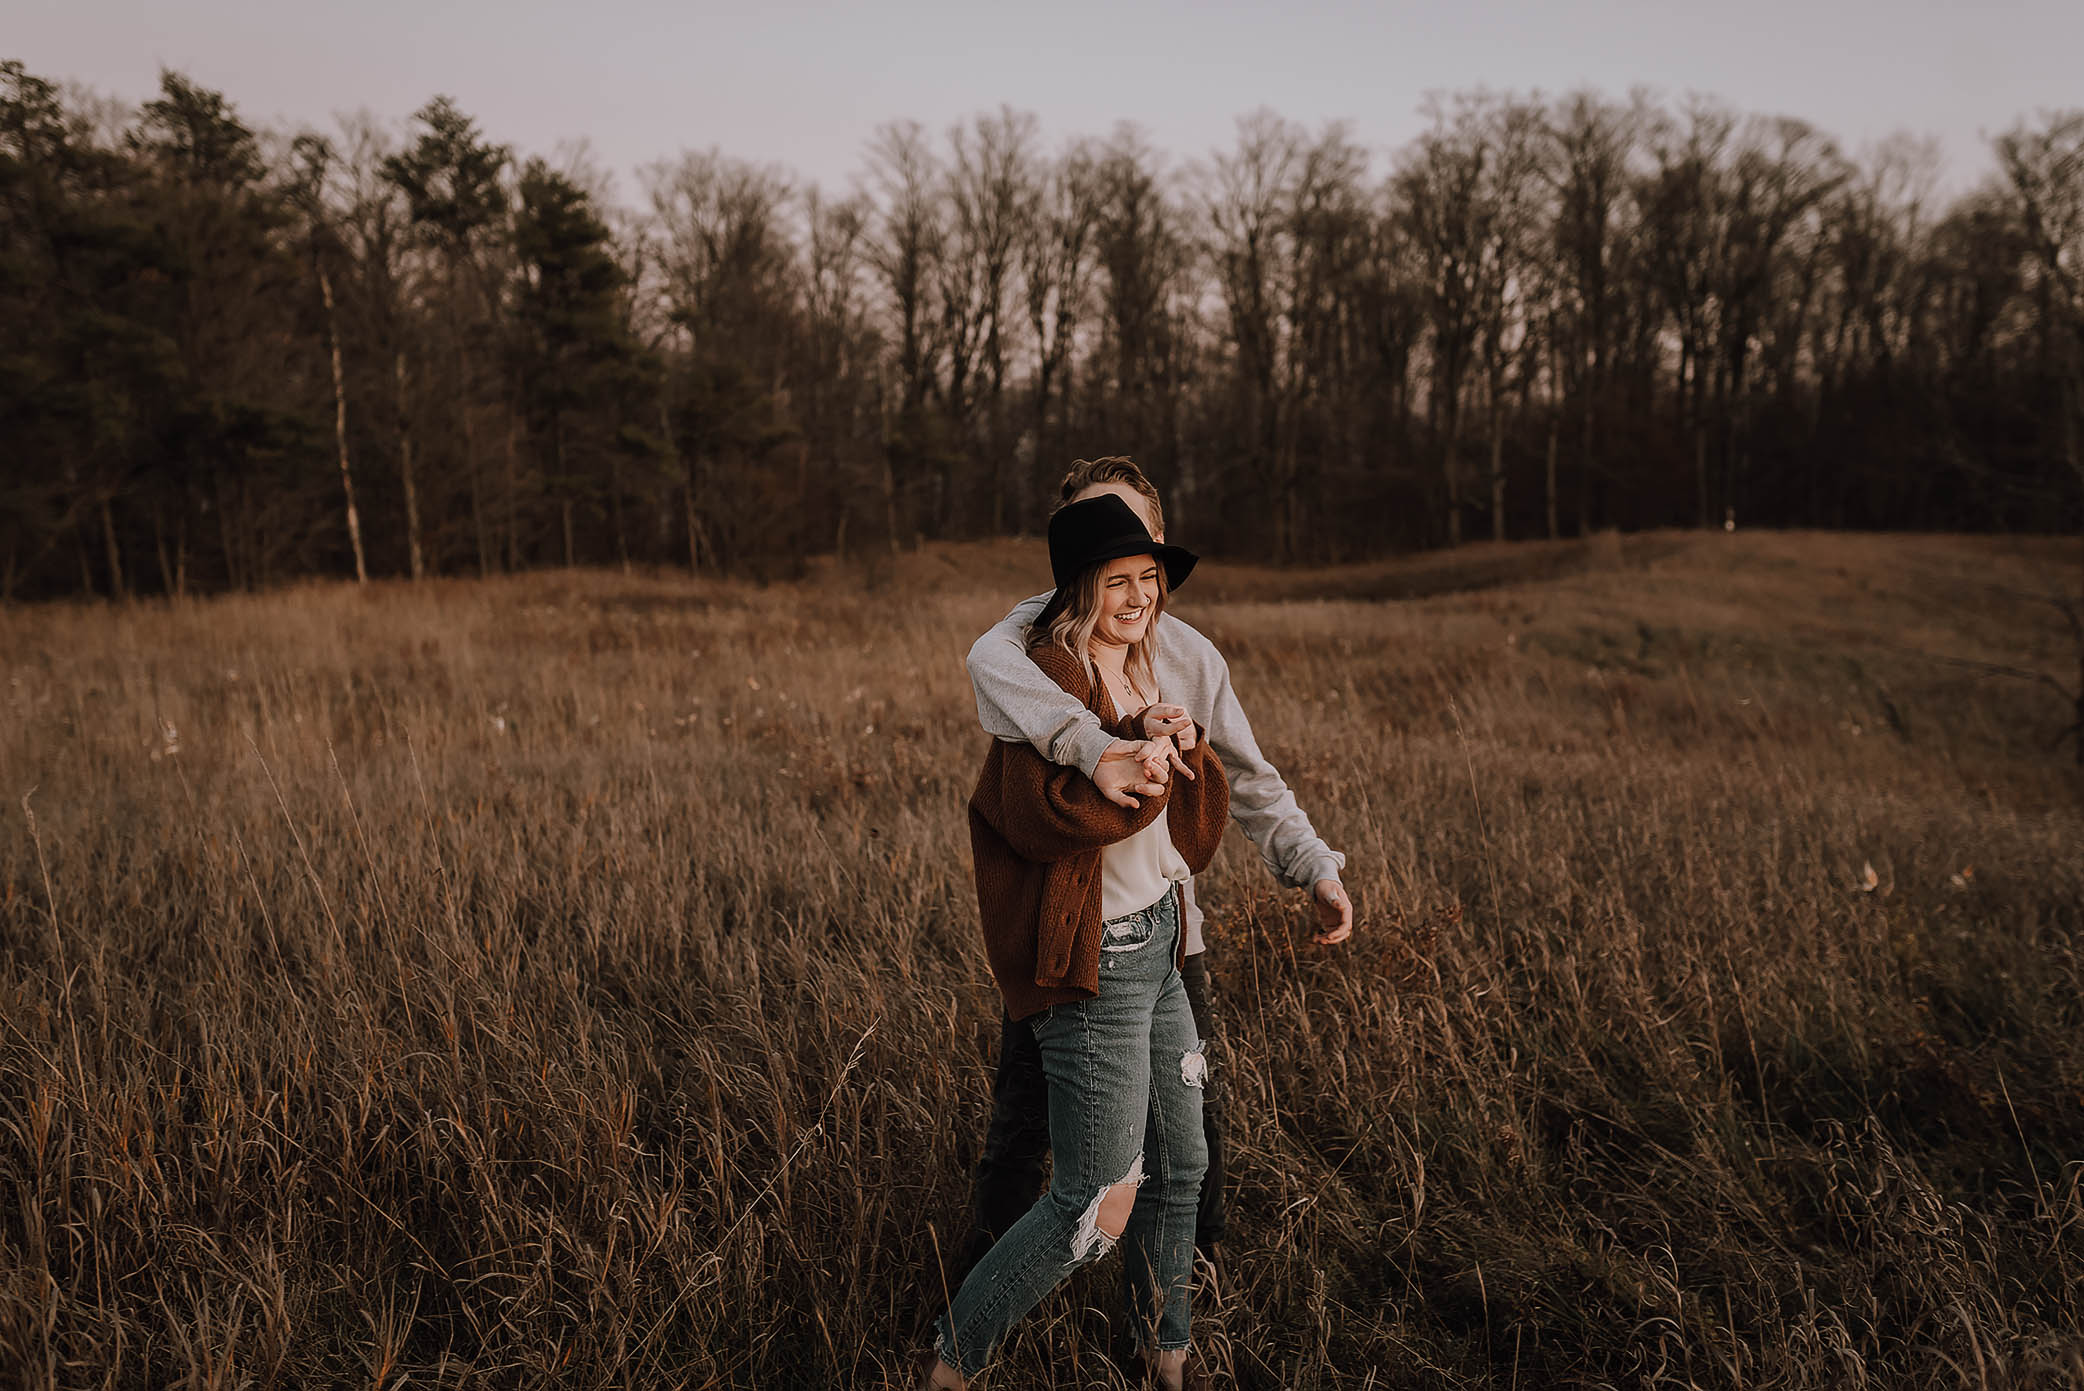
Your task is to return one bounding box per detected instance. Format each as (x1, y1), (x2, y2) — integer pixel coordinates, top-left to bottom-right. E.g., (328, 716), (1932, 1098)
(963, 456), (1353, 1264)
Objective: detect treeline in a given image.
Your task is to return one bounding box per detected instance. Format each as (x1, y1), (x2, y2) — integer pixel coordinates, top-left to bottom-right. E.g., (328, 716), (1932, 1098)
(2, 61), (2081, 598)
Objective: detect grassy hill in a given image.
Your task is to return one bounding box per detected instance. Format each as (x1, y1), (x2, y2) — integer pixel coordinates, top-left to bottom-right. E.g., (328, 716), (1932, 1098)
(1, 531), (2079, 1387)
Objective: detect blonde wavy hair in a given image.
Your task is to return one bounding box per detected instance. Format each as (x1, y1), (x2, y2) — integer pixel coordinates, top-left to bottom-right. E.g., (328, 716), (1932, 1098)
(1041, 554), (1170, 716)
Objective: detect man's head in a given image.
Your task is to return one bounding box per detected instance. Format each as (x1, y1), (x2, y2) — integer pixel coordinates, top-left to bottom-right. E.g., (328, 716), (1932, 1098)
(1057, 457), (1164, 542)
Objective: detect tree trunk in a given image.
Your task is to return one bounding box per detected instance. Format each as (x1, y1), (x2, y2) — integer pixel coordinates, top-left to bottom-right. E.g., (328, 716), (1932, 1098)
(553, 412), (570, 569)
(1579, 362), (1596, 533)
(503, 410), (520, 573)
(215, 474), (239, 592)
(1444, 387), (1464, 547)
(155, 514), (175, 597)
(683, 451), (714, 573)
(1695, 424), (1710, 530)
(395, 351), (425, 581)
(99, 495), (125, 601)
(455, 326), (489, 577)
(683, 479), (701, 572)
(608, 436), (630, 575)
(882, 447), (902, 556)
(318, 262), (368, 584)
(1489, 400), (1506, 544)
(74, 516), (96, 598)
(1545, 414), (1560, 541)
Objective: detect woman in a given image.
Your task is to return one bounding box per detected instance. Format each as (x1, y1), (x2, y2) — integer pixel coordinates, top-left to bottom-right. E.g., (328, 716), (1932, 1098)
(921, 493), (1228, 1390)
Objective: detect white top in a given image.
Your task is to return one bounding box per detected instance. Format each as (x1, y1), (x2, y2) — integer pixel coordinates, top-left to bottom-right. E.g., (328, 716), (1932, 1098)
(1096, 669), (1191, 922)
(1101, 802), (1192, 922)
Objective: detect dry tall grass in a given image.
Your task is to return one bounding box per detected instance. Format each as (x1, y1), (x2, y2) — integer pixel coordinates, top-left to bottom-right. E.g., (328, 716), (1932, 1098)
(2, 530), (2080, 1389)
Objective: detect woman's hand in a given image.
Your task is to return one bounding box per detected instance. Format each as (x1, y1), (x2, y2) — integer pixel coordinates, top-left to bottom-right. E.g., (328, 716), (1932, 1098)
(1139, 702), (1197, 752)
(1138, 734), (1194, 784)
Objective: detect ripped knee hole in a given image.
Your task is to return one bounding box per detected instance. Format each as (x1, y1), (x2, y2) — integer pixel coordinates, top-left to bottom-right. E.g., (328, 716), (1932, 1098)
(1070, 1155), (1145, 1261)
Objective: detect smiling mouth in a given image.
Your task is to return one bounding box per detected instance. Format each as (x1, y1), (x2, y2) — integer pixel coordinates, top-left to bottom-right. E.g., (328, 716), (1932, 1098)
(1115, 607), (1146, 623)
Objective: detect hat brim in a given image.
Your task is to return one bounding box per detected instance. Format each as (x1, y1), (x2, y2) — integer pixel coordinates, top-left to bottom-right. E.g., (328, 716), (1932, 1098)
(1035, 541), (1198, 632)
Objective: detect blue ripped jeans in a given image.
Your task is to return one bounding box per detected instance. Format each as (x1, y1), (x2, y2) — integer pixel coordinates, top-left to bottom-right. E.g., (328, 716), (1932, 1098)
(935, 889), (1208, 1377)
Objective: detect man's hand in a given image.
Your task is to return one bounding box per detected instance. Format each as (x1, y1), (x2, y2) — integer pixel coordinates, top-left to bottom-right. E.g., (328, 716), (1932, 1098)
(1310, 879), (1354, 945)
(1094, 739), (1167, 809)
(1140, 702), (1198, 752)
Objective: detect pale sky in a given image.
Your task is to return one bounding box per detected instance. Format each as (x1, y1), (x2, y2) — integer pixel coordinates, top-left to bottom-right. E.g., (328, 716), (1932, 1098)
(13, 0), (2080, 206)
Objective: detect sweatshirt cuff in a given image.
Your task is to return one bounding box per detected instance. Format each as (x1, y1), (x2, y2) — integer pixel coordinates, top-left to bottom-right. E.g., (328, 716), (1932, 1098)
(1064, 722), (1123, 782)
(1295, 851), (1346, 889)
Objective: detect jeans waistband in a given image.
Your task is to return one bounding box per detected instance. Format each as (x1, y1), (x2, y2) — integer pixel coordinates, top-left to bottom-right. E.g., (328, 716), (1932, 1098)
(1102, 885), (1179, 931)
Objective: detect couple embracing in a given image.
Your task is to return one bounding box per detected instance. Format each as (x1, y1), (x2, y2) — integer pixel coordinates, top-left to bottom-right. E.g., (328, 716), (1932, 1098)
(917, 458), (1353, 1389)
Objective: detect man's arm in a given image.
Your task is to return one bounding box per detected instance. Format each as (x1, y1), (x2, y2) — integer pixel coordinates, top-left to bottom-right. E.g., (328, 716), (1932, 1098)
(967, 594), (1174, 809)
(967, 593), (1118, 777)
(1181, 626), (1347, 891)
(1199, 646), (1354, 941)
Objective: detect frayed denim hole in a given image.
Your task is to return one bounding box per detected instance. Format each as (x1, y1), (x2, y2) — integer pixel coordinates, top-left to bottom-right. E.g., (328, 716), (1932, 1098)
(1180, 1041), (1209, 1089)
(1070, 1154), (1146, 1263)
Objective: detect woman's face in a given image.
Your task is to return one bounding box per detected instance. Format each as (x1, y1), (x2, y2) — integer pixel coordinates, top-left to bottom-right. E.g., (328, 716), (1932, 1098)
(1090, 554), (1161, 649)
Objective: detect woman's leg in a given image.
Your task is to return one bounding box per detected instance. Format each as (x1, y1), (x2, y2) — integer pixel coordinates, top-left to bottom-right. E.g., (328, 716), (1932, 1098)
(931, 900), (1172, 1380)
(1120, 899), (1208, 1361)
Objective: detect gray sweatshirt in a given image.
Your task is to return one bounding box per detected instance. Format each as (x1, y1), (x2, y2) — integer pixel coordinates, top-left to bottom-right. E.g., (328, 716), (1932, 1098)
(966, 594), (1346, 950)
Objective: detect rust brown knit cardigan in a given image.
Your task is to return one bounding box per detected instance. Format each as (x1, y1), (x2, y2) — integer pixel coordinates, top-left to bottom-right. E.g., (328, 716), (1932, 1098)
(968, 640), (1229, 1021)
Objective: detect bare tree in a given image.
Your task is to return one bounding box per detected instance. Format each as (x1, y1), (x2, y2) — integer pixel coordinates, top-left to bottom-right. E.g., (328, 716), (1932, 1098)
(864, 122), (945, 549)
(1018, 140), (1101, 529)
(946, 108), (1039, 531)
(1092, 127), (1194, 509)
(1281, 124), (1372, 558)
(1711, 116), (1845, 525)
(1996, 111), (2084, 759)
(1547, 90), (1641, 537)
(1468, 97), (1547, 542)
(1396, 97), (1497, 545)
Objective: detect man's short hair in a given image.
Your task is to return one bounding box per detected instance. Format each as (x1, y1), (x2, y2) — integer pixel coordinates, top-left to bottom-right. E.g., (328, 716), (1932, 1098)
(1056, 457), (1165, 536)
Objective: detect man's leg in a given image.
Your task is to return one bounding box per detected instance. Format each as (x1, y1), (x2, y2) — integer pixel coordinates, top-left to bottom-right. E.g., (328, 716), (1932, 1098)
(1179, 952), (1225, 1253)
(965, 1010), (1051, 1272)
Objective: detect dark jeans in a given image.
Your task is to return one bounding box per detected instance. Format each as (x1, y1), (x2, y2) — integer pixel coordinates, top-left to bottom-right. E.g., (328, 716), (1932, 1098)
(968, 951), (1225, 1270)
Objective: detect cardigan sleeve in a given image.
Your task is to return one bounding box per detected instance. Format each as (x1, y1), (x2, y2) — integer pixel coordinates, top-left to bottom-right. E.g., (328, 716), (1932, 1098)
(979, 740), (1168, 862)
(1159, 720), (1229, 873)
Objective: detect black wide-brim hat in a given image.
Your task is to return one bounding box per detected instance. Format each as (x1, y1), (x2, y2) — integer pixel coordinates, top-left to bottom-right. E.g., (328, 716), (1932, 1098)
(1034, 493), (1198, 630)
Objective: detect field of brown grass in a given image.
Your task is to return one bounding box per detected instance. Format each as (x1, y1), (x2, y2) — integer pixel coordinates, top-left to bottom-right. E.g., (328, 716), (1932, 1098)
(3, 529), (2081, 1389)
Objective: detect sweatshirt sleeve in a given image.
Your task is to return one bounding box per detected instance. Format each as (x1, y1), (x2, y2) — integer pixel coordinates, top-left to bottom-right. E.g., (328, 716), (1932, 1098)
(1194, 633), (1346, 889)
(966, 593), (1122, 780)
